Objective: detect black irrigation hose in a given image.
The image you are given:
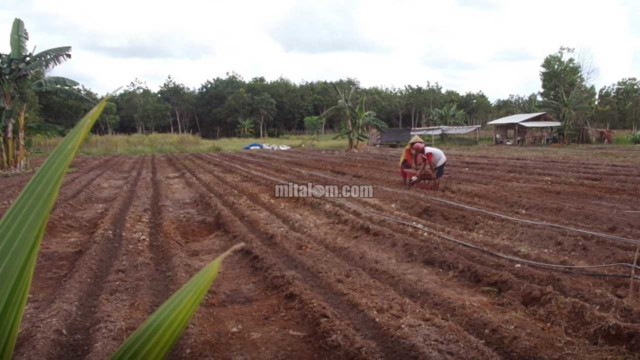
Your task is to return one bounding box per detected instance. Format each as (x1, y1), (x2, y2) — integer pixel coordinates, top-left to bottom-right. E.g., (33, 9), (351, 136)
(219, 159), (640, 280)
(341, 200), (640, 280)
(380, 185), (640, 247)
(293, 166), (640, 247)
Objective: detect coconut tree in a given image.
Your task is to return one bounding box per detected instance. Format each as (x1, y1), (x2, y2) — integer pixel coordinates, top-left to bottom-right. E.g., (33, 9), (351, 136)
(1, 18), (77, 171)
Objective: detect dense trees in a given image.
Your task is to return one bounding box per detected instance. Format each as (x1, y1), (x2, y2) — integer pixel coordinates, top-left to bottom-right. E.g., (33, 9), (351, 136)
(12, 46), (640, 143)
(595, 78), (640, 130)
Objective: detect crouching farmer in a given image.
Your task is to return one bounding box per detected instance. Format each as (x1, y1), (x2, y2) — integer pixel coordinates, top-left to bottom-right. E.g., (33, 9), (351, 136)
(412, 143), (447, 190)
(399, 135), (425, 187)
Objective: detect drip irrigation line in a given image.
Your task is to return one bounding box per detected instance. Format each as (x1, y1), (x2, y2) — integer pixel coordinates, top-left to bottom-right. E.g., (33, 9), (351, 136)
(420, 194), (640, 246)
(290, 166), (639, 247)
(341, 200), (640, 280)
(214, 157), (640, 279)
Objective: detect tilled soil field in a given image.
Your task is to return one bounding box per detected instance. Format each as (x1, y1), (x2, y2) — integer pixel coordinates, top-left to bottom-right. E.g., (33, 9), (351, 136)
(5, 146), (640, 359)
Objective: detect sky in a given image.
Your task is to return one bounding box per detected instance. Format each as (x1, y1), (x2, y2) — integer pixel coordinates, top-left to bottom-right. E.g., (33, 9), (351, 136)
(1, 0), (639, 101)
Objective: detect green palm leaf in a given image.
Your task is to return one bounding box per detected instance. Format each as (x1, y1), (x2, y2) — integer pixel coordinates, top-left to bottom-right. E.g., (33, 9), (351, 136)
(111, 243), (243, 360)
(0, 98), (108, 359)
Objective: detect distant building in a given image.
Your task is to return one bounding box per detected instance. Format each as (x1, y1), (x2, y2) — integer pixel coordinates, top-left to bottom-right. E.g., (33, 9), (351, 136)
(374, 128), (412, 147)
(372, 125), (481, 146)
(487, 112), (560, 145)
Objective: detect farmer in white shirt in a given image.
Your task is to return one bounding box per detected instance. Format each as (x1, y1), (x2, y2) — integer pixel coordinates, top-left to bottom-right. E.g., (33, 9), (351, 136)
(411, 143), (447, 190)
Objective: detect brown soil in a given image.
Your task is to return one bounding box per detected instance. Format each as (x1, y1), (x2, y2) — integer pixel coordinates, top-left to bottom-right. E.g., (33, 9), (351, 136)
(5, 147), (640, 359)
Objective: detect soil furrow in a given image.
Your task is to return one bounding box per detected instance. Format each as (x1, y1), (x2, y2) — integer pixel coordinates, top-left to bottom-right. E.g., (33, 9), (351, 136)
(187, 155), (606, 358)
(250, 150), (640, 238)
(5, 145), (639, 359)
(196, 153), (640, 354)
(176, 155), (499, 359)
(59, 156), (123, 203)
(163, 155), (375, 359)
(43, 157), (144, 360)
(235, 151), (640, 256)
(13, 158), (138, 359)
(148, 155), (177, 307)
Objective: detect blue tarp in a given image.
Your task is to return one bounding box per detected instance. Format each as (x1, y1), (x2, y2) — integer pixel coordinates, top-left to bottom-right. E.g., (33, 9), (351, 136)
(243, 143), (263, 150)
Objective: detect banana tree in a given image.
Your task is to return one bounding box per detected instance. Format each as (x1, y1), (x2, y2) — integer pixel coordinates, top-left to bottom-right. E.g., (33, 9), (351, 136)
(1, 18), (77, 171)
(430, 104), (466, 126)
(323, 86), (387, 150)
(544, 85), (594, 144)
(237, 118), (255, 138)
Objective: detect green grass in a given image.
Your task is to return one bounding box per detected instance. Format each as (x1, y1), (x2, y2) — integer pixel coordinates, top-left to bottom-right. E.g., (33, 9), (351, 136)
(212, 134), (347, 152)
(30, 133), (348, 156)
(613, 130), (640, 145)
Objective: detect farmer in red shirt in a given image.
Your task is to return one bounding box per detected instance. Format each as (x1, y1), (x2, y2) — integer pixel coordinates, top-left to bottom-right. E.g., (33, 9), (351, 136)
(399, 135), (425, 187)
(411, 143), (447, 190)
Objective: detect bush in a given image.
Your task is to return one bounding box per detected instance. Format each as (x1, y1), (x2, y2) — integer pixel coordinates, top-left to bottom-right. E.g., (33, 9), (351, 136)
(631, 131), (640, 144)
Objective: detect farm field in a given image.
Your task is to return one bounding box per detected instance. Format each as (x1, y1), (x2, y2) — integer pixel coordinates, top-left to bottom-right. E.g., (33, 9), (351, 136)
(4, 146), (640, 359)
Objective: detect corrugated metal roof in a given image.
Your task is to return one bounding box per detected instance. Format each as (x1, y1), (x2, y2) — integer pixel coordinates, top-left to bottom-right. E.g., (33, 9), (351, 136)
(519, 121), (561, 128)
(411, 125), (480, 136)
(441, 125), (481, 134)
(487, 112), (547, 125)
(411, 128), (442, 136)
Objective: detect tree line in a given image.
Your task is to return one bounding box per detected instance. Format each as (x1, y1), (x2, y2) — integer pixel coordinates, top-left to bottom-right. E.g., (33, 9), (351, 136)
(3, 17), (640, 156)
(32, 51), (639, 141)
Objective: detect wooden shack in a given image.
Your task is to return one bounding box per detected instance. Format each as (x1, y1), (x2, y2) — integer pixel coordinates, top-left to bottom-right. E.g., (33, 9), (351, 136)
(487, 112), (561, 145)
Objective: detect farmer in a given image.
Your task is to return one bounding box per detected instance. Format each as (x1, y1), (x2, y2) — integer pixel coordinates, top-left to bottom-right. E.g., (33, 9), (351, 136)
(399, 135), (425, 186)
(411, 143), (447, 190)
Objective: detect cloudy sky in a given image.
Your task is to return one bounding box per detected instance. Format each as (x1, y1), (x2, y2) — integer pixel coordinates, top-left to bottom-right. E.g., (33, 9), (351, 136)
(1, 0), (638, 100)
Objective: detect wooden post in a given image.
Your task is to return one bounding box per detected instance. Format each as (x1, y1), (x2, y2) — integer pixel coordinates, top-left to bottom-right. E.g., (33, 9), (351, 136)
(476, 127), (479, 144)
(493, 126), (496, 144)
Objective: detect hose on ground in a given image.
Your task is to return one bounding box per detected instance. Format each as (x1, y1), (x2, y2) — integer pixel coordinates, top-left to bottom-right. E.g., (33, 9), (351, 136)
(341, 200), (640, 280)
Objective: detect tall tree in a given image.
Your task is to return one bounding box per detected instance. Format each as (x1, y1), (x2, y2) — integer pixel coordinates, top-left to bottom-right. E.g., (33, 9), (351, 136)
(459, 91), (492, 125)
(612, 78), (640, 129)
(114, 80), (170, 133)
(195, 73), (245, 137)
(158, 76), (197, 134)
(539, 47), (595, 143)
(251, 93), (276, 138)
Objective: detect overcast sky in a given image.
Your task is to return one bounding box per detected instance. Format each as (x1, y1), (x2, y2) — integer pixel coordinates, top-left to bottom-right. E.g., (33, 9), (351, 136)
(1, 0), (638, 101)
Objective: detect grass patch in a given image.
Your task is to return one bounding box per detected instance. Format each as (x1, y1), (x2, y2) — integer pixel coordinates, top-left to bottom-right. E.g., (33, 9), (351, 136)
(30, 133), (349, 156)
(31, 133), (221, 156)
(614, 130), (640, 145)
(213, 134), (347, 152)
